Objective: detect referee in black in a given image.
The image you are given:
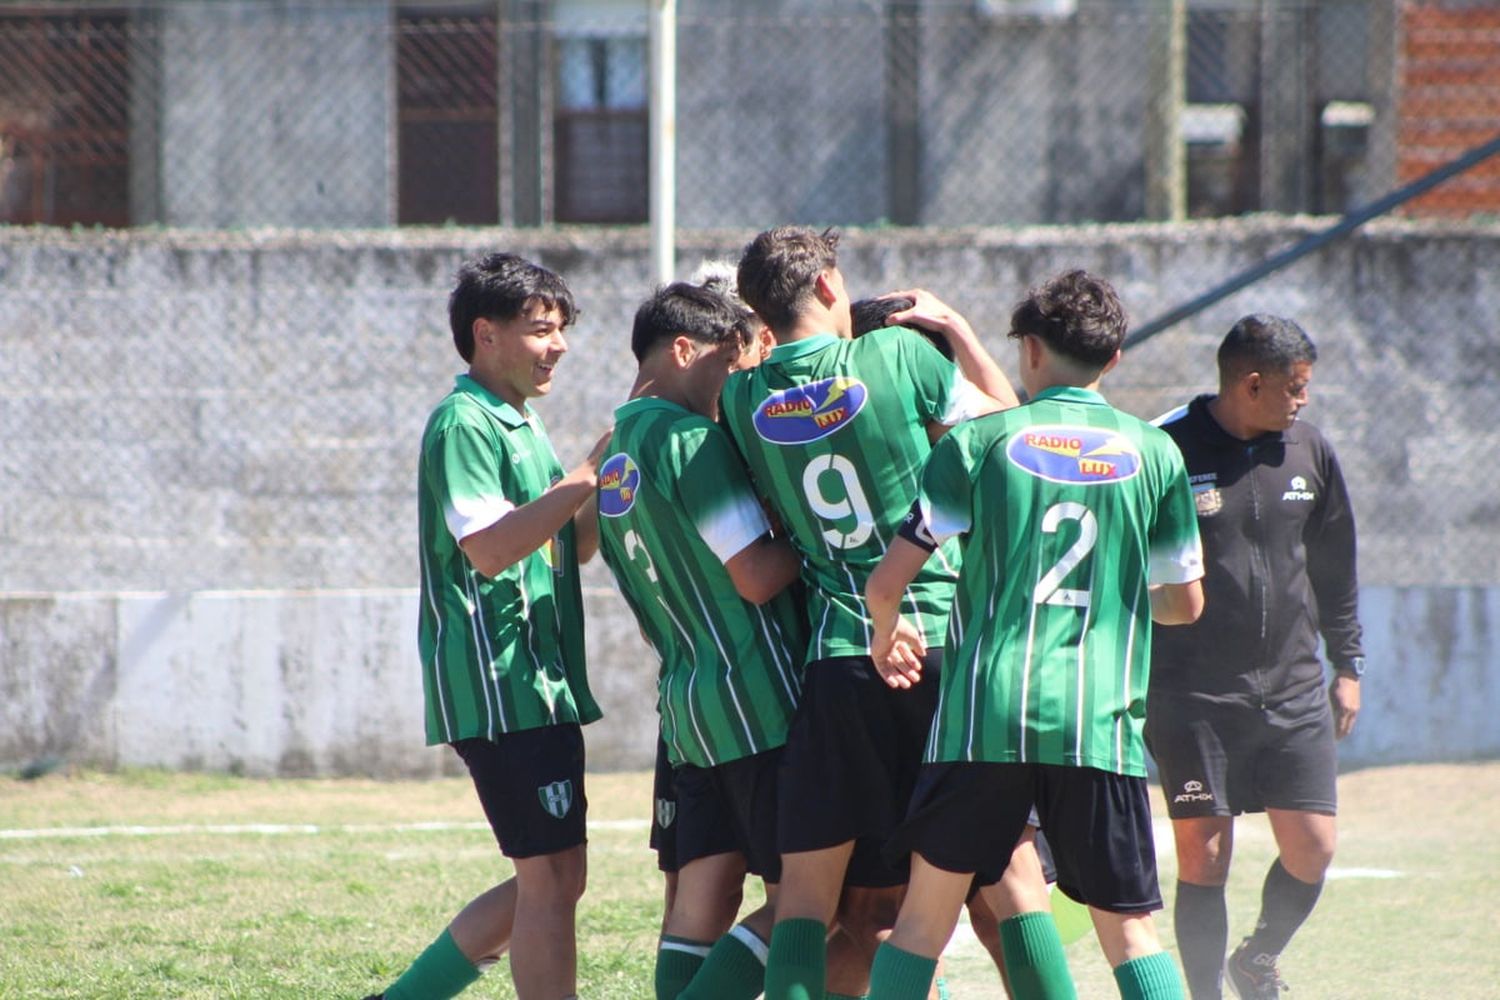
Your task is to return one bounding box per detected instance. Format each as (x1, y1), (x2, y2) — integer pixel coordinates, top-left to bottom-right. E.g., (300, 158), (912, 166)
(1147, 315), (1365, 1000)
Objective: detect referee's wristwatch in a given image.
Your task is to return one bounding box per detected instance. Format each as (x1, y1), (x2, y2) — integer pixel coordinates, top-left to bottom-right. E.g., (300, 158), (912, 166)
(1334, 656), (1365, 680)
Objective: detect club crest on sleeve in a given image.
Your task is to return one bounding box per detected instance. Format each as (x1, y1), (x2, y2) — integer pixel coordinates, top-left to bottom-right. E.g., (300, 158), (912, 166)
(1005, 425), (1141, 485)
(598, 452), (641, 517)
(752, 377), (868, 444)
(538, 779), (575, 819)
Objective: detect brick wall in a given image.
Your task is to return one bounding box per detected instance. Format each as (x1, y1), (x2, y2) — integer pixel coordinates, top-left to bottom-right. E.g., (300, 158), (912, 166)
(1399, 2), (1500, 216)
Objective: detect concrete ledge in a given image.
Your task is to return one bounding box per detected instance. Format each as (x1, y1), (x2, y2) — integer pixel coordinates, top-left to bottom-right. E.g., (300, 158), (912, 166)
(2, 585), (1494, 776)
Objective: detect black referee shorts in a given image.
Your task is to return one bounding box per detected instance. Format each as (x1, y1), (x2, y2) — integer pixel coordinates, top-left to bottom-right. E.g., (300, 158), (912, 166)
(1146, 689), (1338, 818)
(777, 652), (941, 887)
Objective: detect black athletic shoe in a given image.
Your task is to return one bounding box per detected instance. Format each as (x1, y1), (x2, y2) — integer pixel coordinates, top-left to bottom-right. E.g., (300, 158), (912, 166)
(1226, 939), (1288, 999)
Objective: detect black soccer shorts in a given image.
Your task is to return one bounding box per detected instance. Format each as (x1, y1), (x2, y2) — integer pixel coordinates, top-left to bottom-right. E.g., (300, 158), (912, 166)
(452, 723), (588, 859)
(888, 761), (1164, 914)
(675, 747), (784, 881)
(1146, 689), (1338, 818)
(650, 736), (682, 873)
(776, 652), (941, 888)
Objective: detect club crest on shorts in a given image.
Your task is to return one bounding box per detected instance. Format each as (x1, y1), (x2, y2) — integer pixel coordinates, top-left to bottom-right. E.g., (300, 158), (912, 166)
(1006, 425), (1141, 485)
(598, 452), (641, 517)
(655, 797), (676, 829)
(752, 377), (867, 444)
(538, 779), (575, 819)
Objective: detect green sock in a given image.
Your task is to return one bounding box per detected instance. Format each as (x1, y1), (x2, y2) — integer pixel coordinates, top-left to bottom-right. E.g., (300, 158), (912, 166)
(678, 924), (768, 1000)
(1113, 952), (1184, 1000)
(656, 935), (712, 999)
(384, 928), (480, 1000)
(764, 917), (827, 1000)
(1000, 911), (1077, 1000)
(867, 941), (937, 1000)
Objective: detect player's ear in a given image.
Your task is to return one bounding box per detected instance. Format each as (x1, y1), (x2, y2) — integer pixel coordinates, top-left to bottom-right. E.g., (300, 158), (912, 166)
(473, 316), (494, 351)
(1245, 371), (1263, 397)
(671, 334), (698, 369)
(814, 269), (839, 307)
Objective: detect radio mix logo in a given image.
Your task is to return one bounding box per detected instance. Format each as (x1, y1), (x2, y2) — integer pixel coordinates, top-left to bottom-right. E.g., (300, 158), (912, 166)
(752, 377), (868, 444)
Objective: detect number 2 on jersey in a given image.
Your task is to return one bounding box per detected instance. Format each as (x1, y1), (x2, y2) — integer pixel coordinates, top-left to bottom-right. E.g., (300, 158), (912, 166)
(802, 454), (874, 549)
(1033, 502), (1097, 608)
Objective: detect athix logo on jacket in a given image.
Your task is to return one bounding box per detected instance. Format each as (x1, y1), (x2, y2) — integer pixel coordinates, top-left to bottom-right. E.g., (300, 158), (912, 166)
(598, 452), (641, 517)
(1282, 475), (1316, 502)
(752, 377), (868, 444)
(1006, 425), (1142, 485)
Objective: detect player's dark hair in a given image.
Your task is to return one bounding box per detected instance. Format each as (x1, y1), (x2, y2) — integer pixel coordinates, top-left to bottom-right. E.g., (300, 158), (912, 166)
(850, 295), (955, 360)
(1007, 269), (1126, 369)
(448, 252), (577, 363)
(736, 226), (840, 334)
(630, 280), (757, 363)
(1217, 314), (1318, 383)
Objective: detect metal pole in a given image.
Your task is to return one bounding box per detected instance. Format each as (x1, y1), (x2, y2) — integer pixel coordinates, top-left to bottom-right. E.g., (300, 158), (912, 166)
(1125, 132), (1500, 348)
(649, 0), (676, 286)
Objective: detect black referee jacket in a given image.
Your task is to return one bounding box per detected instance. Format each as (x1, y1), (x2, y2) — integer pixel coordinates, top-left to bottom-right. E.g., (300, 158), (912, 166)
(1149, 395), (1365, 710)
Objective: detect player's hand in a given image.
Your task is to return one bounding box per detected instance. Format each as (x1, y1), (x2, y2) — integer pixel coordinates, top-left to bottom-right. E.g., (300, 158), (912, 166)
(879, 288), (965, 340)
(871, 616), (927, 689)
(583, 427), (614, 470)
(1329, 673), (1360, 739)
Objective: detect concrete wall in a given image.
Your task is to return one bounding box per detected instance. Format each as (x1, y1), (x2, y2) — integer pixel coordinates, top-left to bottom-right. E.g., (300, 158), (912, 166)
(155, 4), (394, 227)
(3, 219), (1498, 774)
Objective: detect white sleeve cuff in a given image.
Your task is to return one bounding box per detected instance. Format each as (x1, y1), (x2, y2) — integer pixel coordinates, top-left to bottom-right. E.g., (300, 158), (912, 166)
(445, 495), (515, 542)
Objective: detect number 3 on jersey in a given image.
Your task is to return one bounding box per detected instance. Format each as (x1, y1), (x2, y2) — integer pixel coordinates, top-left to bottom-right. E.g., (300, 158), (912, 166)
(802, 454), (874, 549)
(1033, 501), (1097, 608)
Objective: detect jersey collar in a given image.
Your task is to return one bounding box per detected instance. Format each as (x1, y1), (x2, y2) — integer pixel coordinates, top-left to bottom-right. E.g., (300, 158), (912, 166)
(767, 332), (840, 362)
(454, 373), (533, 427)
(613, 395), (692, 421)
(1030, 385), (1107, 406)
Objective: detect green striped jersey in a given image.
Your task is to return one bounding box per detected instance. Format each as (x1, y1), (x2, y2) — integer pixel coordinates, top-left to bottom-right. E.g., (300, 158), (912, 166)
(416, 375), (601, 744)
(917, 386), (1202, 776)
(597, 397), (805, 768)
(720, 328), (990, 660)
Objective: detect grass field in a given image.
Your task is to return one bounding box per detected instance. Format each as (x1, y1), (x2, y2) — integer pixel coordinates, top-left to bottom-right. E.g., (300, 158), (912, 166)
(3, 761), (1497, 999)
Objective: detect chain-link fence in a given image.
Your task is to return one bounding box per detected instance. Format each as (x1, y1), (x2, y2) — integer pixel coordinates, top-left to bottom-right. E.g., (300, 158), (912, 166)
(3, 0), (1498, 230)
(4, 0), (1499, 775)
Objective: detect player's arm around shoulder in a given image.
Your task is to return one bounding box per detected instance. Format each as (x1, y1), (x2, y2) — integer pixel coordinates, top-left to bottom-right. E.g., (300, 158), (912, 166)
(460, 427), (612, 578)
(881, 287), (1021, 412)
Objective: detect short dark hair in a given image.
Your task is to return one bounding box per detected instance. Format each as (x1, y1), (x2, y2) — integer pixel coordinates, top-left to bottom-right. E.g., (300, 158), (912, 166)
(850, 295), (954, 360)
(1007, 269), (1127, 369)
(736, 226), (840, 333)
(447, 252), (577, 362)
(630, 280), (757, 363)
(1217, 314), (1318, 383)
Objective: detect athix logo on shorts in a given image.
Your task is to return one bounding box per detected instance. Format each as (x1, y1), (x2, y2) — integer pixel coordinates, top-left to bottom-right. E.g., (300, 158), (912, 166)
(1282, 475), (1316, 502)
(598, 453), (641, 518)
(1006, 425), (1142, 485)
(1173, 779), (1215, 804)
(752, 377), (868, 444)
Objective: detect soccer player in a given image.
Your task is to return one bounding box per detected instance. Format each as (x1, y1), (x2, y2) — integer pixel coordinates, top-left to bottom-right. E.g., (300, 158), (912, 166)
(364, 252), (607, 1000)
(862, 269), (1205, 1000)
(1148, 315), (1365, 1000)
(720, 225), (1022, 1000)
(596, 280), (808, 1000)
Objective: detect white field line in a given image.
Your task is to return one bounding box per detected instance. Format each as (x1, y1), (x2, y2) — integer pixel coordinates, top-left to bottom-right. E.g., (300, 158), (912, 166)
(0, 818), (649, 841)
